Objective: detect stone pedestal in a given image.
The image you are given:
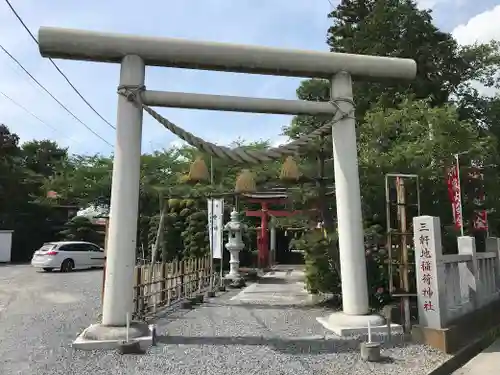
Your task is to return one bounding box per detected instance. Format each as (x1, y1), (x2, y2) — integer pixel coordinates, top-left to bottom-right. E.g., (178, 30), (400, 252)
(316, 311), (402, 337)
(226, 248), (241, 280)
(224, 209), (247, 288)
(73, 321), (153, 351)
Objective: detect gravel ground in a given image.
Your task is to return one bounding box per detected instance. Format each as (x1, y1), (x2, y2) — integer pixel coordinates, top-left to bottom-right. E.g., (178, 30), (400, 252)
(0, 265), (452, 375)
(0, 265), (102, 374)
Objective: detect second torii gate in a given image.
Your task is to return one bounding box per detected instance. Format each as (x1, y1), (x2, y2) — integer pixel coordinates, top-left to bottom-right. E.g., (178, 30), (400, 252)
(243, 192), (305, 268)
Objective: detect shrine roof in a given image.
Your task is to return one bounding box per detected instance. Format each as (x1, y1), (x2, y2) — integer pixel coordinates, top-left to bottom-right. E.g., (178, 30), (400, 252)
(242, 192), (288, 199)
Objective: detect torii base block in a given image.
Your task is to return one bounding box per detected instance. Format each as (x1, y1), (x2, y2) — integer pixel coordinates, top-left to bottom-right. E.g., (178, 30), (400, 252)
(316, 312), (403, 337)
(72, 322), (153, 351)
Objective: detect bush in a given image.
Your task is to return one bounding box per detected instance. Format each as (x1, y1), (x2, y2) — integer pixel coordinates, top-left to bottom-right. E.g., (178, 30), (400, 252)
(365, 246), (392, 308)
(293, 229), (393, 309)
(291, 230), (341, 295)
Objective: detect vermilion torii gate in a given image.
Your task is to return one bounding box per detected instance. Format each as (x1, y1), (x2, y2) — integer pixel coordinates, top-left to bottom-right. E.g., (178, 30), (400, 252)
(38, 26), (416, 345)
(243, 192), (302, 268)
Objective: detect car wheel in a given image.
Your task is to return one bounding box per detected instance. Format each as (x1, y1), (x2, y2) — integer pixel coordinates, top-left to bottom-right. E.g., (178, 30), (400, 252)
(43, 268), (53, 272)
(60, 259), (74, 272)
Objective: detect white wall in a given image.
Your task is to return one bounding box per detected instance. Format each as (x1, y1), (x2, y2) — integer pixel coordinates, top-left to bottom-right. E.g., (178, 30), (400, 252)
(0, 230), (13, 263)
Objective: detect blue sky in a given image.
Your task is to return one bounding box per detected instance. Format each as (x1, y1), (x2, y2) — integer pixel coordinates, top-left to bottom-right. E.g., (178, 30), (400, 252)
(0, 0), (499, 156)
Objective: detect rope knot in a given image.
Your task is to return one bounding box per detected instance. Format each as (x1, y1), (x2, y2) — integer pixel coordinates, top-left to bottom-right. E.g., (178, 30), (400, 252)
(329, 97), (355, 110)
(117, 84), (146, 102)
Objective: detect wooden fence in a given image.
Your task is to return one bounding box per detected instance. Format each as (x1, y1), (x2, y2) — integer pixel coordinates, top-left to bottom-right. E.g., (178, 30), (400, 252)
(133, 255), (219, 320)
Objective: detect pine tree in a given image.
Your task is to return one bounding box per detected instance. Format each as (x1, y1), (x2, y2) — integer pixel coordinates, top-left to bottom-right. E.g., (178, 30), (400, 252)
(148, 198), (186, 262)
(181, 199), (209, 259)
(59, 216), (100, 243)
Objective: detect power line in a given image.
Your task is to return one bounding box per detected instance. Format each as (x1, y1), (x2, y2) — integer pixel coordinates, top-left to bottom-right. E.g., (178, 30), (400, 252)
(0, 90), (79, 145)
(3, 0), (116, 130)
(1, 90), (58, 133)
(0, 43), (112, 146)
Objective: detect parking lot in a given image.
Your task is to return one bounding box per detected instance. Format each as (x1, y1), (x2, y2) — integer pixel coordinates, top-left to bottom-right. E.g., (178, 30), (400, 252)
(0, 265), (102, 374)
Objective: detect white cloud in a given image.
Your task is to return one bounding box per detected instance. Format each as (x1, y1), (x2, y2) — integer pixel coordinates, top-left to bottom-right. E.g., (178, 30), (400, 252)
(451, 5), (500, 97)
(415, 0), (439, 9)
(452, 5), (500, 45)
(168, 139), (188, 149)
(271, 135), (291, 148)
(414, 0), (458, 10)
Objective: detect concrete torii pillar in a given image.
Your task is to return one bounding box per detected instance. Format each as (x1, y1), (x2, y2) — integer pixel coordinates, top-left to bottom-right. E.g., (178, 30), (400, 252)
(101, 55), (145, 326)
(315, 72), (385, 335)
(84, 55), (151, 342)
(37, 26), (416, 345)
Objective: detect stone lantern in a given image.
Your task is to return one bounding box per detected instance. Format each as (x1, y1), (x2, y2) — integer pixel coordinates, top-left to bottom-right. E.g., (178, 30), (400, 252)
(224, 209), (247, 287)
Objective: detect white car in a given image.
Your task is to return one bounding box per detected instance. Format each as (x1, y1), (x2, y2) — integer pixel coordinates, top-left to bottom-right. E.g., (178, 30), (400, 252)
(31, 241), (105, 272)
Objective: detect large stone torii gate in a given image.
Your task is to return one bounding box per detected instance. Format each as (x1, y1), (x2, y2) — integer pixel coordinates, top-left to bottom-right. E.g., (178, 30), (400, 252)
(38, 26), (416, 345)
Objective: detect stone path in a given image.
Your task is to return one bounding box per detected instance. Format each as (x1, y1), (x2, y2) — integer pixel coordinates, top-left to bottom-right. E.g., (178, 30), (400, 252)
(5, 265), (451, 375)
(452, 338), (500, 375)
(56, 265), (447, 375)
(230, 266), (319, 306)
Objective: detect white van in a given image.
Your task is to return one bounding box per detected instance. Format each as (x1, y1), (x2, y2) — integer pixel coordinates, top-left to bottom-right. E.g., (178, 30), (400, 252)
(31, 241), (105, 272)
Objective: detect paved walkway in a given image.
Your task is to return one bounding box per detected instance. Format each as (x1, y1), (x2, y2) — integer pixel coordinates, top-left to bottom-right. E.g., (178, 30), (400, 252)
(452, 338), (500, 375)
(230, 266), (319, 306)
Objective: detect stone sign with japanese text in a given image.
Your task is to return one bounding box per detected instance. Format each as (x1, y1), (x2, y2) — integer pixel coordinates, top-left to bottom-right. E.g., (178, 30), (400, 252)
(413, 216), (446, 329)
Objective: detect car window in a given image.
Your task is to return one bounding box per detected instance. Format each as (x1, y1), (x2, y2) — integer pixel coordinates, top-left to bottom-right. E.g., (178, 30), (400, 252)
(58, 244), (71, 251)
(39, 244), (57, 252)
(76, 243), (93, 251)
(86, 244), (102, 252)
(59, 243), (87, 252)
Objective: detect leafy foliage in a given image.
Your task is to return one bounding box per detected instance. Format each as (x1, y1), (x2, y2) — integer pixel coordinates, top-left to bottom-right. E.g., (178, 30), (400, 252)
(291, 230), (391, 309)
(181, 200), (209, 259)
(59, 216), (100, 243)
(291, 231), (341, 294)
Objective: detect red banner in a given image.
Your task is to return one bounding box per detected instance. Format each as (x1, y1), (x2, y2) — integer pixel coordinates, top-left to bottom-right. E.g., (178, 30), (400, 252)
(473, 210), (488, 231)
(446, 166), (463, 230)
(469, 166), (488, 231)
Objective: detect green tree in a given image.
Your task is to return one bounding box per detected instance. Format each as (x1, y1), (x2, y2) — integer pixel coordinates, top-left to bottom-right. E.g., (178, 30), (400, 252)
(22, 140), (68, 178)
(147, 199), (186, 262)
(41, 154), (113, 207)
(163, 199), (187, 261)
(327, 0), (500, 116)
(175, 198), (209, 259)
(283, 0), (500, 235)
(59, 216), (100, 243)
(0, 125), (85, 261)
(358, 97), (497, 224)
(0, 124), (24, 228)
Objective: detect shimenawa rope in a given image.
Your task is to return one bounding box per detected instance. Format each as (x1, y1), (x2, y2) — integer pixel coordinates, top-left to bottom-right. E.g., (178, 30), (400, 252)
(117, 85), (355, 164)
